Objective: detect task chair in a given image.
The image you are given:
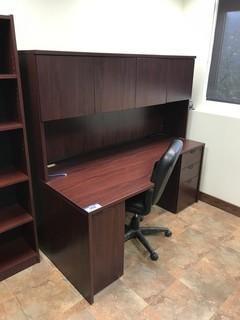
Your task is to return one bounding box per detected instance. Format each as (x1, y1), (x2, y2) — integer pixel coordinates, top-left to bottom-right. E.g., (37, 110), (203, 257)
(125, 139), (183, 261)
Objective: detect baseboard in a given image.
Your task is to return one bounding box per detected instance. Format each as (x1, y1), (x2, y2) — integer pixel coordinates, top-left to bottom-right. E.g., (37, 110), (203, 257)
(199, 192), (240, 217)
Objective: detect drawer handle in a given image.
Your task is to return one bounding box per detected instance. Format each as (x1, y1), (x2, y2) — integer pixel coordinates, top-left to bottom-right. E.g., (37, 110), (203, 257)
(190, 149), (196, 154)
(188, 164), (194, 170)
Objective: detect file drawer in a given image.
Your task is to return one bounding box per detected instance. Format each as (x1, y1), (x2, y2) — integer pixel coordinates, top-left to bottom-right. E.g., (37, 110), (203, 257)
(177, 176), (199, 211)
(180, 161), (201, 182)
(181, 147), (202, 168)
(159, 143), (204, 213)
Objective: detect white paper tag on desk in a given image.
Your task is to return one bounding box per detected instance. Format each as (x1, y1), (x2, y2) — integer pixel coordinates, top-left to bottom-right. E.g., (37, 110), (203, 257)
(84, 203), (102, 213)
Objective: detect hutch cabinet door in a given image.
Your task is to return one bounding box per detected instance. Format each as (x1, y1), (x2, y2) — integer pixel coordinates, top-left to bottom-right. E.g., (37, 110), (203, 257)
(37, 55), (95, 121)
(94, 57), (136, 112)
(166, 58), (194, 103)
(136, 58), (167, 107)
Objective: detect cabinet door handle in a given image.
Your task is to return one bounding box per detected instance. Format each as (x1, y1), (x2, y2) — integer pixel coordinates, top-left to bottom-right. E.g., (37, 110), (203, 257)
(188, 164), (194, 170)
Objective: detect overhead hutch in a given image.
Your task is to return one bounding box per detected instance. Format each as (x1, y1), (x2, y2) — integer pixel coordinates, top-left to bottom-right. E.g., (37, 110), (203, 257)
(19, 51), (204, 303)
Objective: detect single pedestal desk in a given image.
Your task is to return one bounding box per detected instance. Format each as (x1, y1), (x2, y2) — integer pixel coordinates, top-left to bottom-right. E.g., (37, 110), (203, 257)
(40, 136), (204, 303)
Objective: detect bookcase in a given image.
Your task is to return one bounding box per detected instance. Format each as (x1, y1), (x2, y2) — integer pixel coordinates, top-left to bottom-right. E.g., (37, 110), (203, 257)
(0, 15), (39, 280)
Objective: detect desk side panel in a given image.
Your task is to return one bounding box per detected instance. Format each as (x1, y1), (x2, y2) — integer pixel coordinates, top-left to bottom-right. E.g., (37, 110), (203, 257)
(163, 100), (189, 138)
(91, 202), (125, 294)
(40, 184), (94, 303)
(167, 58), (195, 103)
(18, 52), (48, 181)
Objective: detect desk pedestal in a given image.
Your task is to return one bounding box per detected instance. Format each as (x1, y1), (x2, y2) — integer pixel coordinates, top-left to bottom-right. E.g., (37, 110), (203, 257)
(160, 145), (204, 213)
(92, 203), (125, 295)
(39, 184), (125, 304)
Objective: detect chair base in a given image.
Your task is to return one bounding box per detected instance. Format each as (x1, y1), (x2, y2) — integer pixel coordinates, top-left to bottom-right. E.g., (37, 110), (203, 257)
(125, 214), (172, 261)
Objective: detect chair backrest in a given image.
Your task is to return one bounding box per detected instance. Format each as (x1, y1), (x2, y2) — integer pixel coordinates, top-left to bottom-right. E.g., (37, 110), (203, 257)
(151, 139), (183, 205)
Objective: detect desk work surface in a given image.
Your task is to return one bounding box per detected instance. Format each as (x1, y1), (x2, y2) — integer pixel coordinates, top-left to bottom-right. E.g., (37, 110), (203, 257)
(47, 136), (203, 212)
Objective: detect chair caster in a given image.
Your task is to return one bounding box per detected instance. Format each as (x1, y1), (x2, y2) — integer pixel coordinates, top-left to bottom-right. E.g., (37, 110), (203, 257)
(150, 252), (159, 261)
(164, 230), (172, 237)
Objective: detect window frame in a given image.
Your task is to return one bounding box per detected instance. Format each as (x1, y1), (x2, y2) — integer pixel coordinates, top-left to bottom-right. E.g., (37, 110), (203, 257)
(207, 0), (240, 105)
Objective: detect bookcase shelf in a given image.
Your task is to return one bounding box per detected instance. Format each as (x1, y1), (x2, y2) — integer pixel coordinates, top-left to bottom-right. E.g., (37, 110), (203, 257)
(0, 130), (28, 182)
(0, 203), (33, 234)
(0, 168), (28, 188)
(0, 15), (39, 280)
(0, 19), (15, 74)
(0, 121), (23, 131)
(0, 233), (38, 281)
(0, 74), (17, 79)
(0, 78), (21, 123)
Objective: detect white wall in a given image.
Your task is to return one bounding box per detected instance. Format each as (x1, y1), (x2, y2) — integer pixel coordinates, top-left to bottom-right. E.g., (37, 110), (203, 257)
(188, 110), (240, 207)
(0, 0), (239, 206)
(183, 0), (240, 207)
(0, 0), (186, 54)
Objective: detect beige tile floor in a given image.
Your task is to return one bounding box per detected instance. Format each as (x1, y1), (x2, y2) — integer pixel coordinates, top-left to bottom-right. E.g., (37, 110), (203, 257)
(1, 201), (240, 320)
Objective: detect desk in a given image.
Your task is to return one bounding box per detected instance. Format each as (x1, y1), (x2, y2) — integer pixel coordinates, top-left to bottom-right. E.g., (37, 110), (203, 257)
(47, 136), (202, 210)
(39, 136), (204, 304)
(19, 50), (203, 303)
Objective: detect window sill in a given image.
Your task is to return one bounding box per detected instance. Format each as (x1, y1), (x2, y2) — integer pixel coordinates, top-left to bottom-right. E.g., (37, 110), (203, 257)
(192, 100), (240, 120)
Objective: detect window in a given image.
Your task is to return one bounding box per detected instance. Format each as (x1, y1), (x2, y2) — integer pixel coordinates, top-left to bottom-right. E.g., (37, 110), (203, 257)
(207, 0), (240, 104)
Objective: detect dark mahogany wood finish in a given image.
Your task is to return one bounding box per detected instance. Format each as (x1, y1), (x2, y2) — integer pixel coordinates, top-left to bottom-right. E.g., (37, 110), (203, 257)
(92, 202), (125, 294)
(37, 55), (95, 121)
(41, 137), (203, 304)
(136, 57), (167, 107)
(160, 144), (205, 212)
(45, 105), (167, 163)
(199, 192), (240, 218)
(0, 15), (39, 281)
(47, 137), (204, 211)
(20, 50), (195, 121)
(40, 184), (125, 304)
(0, 18), (16, 74)
(44, 101), (191, 165)
(19, 53), (48, 181)
(95, 57), (136, 112)
(167, 58), (195, 103)
(0, 228), (37, 281)
(40, 184), (94, 302)
(19, 50), (201, 303)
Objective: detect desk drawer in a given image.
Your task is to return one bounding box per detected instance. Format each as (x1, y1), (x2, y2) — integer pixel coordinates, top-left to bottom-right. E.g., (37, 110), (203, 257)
(159, 142), (204, 213)
(180, 161), (201, 182)
(177, 176), (199, 211)
(181, 147), (202, 168)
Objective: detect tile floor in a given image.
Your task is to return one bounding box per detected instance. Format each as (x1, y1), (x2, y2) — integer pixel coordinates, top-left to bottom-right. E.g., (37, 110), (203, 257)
(1, 201), (240, 320)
